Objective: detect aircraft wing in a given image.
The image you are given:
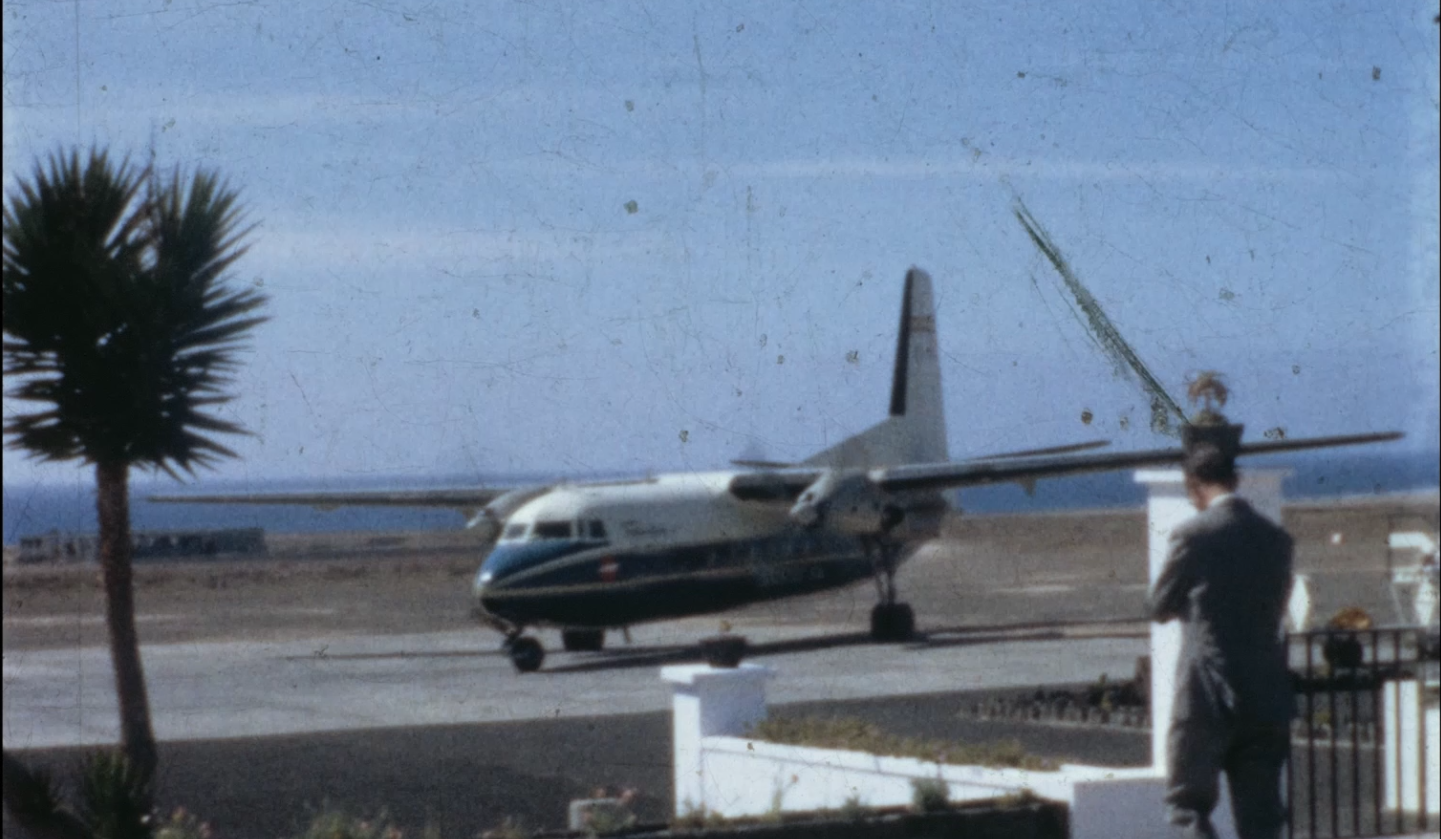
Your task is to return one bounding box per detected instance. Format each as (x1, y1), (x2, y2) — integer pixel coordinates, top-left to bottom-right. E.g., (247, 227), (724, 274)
(728, 430), (1403, 502)
(147, 488), (511, 512)
(872, 431), (1405, 494)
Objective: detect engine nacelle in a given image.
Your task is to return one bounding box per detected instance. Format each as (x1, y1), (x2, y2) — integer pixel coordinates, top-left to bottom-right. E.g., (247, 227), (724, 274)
(789, 471), (903, 535)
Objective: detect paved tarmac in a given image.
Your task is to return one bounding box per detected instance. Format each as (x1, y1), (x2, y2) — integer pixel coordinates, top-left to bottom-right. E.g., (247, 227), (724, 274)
(2, 619), (1148, 750)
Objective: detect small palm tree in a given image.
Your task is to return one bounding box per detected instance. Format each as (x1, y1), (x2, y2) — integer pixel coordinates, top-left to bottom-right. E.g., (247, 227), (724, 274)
(3, 148), (268, 789)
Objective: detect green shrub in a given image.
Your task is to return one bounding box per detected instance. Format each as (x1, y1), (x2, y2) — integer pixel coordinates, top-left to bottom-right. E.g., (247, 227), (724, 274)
(671, 801), (727, 830)
(746, 715), (1057, 770)
(2, 756), (68, 821)
(154, 808), (214, 839)
(837, 794), (868, 821)
(78, 750), (153, 839)
(294, 807), (404, 839)
(585, 805), (637, 837)
(910, 778), (949, 813)
(479, 816), (530, 839)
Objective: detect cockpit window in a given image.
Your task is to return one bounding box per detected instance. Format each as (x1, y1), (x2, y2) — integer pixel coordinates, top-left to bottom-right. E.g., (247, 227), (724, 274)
(588, 520), (607, 539)
(533, 521), (572, 540)
(502, 523), (527, 541)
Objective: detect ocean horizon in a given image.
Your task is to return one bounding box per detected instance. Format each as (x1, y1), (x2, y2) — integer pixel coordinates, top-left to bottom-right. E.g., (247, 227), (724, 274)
(4, 449), (1436, 544)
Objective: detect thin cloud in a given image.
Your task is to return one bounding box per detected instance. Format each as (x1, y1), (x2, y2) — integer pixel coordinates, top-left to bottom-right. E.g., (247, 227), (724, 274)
(248, 224), (677, 275)
(732, 154), (1345, 185)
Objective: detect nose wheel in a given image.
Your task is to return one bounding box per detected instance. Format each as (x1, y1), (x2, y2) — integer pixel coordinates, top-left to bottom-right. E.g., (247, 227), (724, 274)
(505, 635), (545, 673)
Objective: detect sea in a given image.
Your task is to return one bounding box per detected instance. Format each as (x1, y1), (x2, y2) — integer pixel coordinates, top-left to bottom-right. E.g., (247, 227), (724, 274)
(3, 450), (1437, 543)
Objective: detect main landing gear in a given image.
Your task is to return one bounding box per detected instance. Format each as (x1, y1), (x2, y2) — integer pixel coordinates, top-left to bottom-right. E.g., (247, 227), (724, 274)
(866, 539), (915, 642)
(504, 634), (545, 673)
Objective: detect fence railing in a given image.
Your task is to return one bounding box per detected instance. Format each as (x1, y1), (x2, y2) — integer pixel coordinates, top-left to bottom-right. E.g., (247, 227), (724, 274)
(1287, 626), (1440, 839)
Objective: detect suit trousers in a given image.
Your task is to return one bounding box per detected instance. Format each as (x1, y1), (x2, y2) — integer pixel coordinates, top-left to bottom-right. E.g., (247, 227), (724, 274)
(1165, 713), (1290, 839)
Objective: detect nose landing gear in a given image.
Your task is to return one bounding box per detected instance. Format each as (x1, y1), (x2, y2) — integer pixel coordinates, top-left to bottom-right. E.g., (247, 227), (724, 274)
(504, 634), (545, 673)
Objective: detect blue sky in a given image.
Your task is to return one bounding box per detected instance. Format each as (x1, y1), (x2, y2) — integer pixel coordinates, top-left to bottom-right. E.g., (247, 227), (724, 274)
(3, 1), (1437, 489)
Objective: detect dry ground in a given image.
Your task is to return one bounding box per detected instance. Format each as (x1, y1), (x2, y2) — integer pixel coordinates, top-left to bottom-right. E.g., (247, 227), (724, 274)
(5, 495), (1435, 652)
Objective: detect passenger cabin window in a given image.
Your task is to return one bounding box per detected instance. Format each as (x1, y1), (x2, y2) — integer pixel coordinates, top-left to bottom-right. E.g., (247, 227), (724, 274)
(502, 523), (528, 541)
(588, 520), (607, 539)
(533, 521), (572, 540)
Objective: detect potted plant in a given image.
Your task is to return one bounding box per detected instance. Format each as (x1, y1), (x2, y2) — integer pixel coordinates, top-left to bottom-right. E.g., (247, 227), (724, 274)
(1181, 371), (1243, 458)
(1322, 607), (1371, 670)
(699, 621), (748, 668)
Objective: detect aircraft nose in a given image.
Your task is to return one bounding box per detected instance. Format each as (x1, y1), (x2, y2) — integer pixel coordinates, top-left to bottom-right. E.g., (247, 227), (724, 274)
(471, 564), (498, 618)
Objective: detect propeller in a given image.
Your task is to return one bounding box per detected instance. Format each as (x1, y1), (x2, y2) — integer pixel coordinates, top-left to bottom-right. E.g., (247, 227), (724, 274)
(789, 471), (903, 535)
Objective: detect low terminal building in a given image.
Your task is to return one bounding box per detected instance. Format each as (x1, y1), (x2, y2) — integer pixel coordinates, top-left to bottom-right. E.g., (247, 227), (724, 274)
(13, 527), (267, 564)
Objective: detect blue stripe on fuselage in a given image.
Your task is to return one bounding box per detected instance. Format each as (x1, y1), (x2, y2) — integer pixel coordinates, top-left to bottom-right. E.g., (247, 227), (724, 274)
(478, 539), (600, 584)
(474, 531), (881, 628)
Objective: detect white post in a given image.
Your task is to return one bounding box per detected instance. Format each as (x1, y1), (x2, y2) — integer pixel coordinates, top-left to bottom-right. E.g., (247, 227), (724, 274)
(1135, 467), (1287, 839)
(1135, 469), (1194, 773)
(662, 663), (775, 817)
(1383, 679), (1441, 816)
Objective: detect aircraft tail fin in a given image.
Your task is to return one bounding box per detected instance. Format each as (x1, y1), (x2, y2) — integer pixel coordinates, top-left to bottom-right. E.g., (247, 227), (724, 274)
(804, 267), (949, 468)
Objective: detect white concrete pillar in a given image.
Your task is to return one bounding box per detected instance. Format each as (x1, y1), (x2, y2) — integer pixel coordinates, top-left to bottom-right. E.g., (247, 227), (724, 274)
(1383, 679), (1441, 816)
(1135, 467), (1287, 839)
(662, 663), (775, 817)
(1135, 468), (1195, 773)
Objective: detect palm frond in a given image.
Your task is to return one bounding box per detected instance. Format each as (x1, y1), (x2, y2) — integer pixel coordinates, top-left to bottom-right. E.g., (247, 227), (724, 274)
(3, 147), (269, 474)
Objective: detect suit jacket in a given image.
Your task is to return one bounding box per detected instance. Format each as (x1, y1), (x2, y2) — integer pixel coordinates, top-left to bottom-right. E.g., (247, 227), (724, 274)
(1149, 496), (1296, 726)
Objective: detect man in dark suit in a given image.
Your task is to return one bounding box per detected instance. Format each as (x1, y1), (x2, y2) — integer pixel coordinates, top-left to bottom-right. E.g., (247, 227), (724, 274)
(1150, 442), (1295, 839)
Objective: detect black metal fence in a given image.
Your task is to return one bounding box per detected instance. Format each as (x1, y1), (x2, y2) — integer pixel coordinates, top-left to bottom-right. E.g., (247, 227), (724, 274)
(1287, 626), (1440, 838)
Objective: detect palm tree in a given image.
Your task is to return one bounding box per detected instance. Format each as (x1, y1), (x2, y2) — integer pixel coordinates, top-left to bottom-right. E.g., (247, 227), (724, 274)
(3, 148), (268, 787)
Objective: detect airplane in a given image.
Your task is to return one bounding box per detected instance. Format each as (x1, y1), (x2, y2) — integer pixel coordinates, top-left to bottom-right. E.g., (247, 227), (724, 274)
(152, 268), (1402, 672)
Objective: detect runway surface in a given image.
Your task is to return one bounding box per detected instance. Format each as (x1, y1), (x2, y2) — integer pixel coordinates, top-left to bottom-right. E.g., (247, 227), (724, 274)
(3, 619), (1147, 750)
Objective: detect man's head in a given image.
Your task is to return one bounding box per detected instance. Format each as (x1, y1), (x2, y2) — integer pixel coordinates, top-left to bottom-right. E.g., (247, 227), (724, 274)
(1183, 442), (1239, 511)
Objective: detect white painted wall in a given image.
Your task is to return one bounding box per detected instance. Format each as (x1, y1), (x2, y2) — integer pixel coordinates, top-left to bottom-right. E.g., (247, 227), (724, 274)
(697, 735), (1165, 839)
(662, 662), (1170, 838)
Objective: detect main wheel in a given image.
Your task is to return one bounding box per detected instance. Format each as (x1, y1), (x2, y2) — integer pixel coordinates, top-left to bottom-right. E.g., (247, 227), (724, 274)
(507, 636), (545, 673)
(561, 628), (605, 652)
(870, 602), (915, 642)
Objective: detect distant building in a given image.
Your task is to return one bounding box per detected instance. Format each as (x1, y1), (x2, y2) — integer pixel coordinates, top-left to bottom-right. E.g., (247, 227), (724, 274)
(16, 532), (99, 564)
(13, 528), (266, 564)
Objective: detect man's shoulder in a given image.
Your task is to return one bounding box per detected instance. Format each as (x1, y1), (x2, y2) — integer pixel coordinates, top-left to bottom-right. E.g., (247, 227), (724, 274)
(1172, 501), (1232, 540)
(1174, 497), (1281, 539)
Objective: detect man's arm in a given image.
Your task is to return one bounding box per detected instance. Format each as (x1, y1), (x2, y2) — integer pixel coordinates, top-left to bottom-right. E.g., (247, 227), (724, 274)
(1149, 530), (1196, 623)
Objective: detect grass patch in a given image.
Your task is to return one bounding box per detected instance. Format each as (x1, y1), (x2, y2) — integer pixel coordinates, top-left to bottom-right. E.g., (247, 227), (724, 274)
(745, 715), (1058, 770)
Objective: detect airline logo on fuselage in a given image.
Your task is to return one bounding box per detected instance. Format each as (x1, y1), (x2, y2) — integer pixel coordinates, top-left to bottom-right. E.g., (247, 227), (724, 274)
(620, 519), (669, 538)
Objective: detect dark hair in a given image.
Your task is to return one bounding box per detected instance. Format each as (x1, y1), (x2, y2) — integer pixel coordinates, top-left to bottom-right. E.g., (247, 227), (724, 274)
(1183, 442), (1238, 487)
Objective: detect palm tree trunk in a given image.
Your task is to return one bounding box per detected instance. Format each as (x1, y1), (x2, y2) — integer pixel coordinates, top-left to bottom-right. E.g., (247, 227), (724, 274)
(95, 460), (158, 785)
